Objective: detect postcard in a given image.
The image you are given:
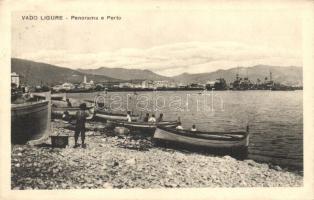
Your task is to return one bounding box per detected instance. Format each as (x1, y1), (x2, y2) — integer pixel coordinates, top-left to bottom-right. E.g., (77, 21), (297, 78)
(1, 0), (313, 199)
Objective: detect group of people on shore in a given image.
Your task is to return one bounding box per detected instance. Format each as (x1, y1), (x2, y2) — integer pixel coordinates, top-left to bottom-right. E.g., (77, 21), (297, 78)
(126, 111), (197, 131)
(125, 112), (164, 123)
(176, 122), (197, 132)
(65, 98), (198, 148)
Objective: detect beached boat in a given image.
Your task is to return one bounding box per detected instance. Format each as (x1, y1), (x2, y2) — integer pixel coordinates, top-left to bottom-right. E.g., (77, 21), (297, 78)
(11, 100), (49, 144)
(33, 92), (64, 101)
(153, 126), (250, 151)
(52, 106), (95, 119)
(95, 110), (140, 121)
(51, 95), (64, 101)
(108, 120), (179, 133)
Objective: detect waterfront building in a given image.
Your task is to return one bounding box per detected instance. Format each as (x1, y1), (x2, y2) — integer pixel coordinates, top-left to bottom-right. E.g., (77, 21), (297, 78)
(11, 72), (20, 87)
(141, 80), (155, 89)
(61, 82), (75, 91)
(153, 80), (169, 88)
(52, 84), (63, 92)
(119, 82), (132, 88)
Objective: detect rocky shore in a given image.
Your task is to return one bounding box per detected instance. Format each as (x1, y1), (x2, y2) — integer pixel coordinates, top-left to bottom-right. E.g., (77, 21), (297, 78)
(11, 121), (303, 189)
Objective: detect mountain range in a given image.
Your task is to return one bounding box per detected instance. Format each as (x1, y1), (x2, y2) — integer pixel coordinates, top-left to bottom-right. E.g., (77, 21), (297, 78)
(172, 65), (302, 86)
(77, 67), (169, 81)
(11, 58), (118, 86)
(11, 58), (303, 86)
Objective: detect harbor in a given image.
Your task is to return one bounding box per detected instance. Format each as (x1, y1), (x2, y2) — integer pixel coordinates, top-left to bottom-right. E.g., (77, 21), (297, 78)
(11, 120), (302, 189)
(11, 89), (303, 189)
(9, 6), (306, 194)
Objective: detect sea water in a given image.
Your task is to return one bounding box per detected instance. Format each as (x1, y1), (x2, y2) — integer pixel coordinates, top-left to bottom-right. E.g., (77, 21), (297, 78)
(68, 90), (303, 169)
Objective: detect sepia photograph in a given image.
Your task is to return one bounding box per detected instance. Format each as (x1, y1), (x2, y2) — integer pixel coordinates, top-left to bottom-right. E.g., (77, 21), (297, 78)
(1, 0), (314, 199)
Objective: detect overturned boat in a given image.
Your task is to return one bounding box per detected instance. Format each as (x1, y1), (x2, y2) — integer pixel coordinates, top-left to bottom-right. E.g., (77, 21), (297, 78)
(153, 126), (250, 153)
(11, 100), (49, 144)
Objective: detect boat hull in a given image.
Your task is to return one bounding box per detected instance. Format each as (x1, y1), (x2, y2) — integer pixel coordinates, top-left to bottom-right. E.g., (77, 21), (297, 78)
(95, 112), (139, 121)
(52, 106), (95, 119)
(109, 120), (179, 133)
(11, 101), (49, 144)
(153, 127), (249, 150)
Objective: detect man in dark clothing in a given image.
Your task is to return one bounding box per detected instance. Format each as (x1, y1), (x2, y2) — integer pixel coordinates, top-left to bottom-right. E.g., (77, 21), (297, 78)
(143, 113), (149, 122)
(74, 103), (89, 148)
(66, 98), (72, 107)
(157, 113), (163, 122)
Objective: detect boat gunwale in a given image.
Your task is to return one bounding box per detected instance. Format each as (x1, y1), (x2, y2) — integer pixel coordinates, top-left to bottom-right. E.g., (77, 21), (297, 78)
(155, 126), (249, 141)
(11, 100), (49, 109)
(52, 106), (94, 111)
(96, 111), (139, 118)
(110, 120), (179, 126)
(154, 128), (248, 149)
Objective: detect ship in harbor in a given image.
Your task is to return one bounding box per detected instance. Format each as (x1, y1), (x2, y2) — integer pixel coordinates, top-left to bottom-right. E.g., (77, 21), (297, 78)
(230, 71), (298, 91)
(205, 78), (228, 90)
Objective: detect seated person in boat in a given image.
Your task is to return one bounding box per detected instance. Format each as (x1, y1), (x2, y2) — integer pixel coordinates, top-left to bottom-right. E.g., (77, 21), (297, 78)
(176, 122), (184, 130)
(148, 114), (156, 123)
(143, 113), (149, 122)
(62, 110), (71, 121)
(66, 98), (72, 107)
(157, 113), (163, 122)
(74, 103), (89, 148)
(191, 124), (197, 132)
(126, 111), (132, 122)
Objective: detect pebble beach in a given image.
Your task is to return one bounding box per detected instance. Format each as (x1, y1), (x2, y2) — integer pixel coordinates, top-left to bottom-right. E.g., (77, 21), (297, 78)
(11, 120), (303, 189)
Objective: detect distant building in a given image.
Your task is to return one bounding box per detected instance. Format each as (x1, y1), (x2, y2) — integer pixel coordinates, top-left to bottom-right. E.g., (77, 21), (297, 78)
(80, 80), (95, 89)
(141, 80), (149, 88)
(52, 84), (63, 92)
(11, 72), (20, 87)
(168, 82), (178, 88)
(154, 80), (169, 88)
(83, 75), (87, 84)
(189, 83), (204, 88)
(206, 81), (216, 87)
(178, 83), (187, 88)
(119, 82), (132, 88)
(102, 82), (120, 89)
(61, 82), (75, 91)
(141, 80), (158, 89)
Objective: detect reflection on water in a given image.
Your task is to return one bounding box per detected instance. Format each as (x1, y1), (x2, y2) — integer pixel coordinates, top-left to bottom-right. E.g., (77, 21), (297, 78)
(69, 90), (303, 169)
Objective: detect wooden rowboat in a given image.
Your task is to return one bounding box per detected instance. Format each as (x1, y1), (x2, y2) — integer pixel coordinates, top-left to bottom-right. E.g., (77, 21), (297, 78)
(52, 106), (95, 119)
(108, 120), (179, 133)
(11, 100), (49, 144)
(153, 126), (250, 151)
(95, 110), (140, 121)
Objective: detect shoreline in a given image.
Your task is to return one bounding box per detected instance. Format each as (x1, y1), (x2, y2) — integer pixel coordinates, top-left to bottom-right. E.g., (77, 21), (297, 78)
(11, 121), (303, 189)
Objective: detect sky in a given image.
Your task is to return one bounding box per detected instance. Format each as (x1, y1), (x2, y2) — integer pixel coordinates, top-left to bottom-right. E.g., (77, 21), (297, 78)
(11, 4), (303, 76)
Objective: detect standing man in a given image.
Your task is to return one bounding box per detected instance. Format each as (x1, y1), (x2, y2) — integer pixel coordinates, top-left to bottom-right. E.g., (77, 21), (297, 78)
(143, 113), (149, 122)
(74, 103), (89, 148)
(126, 111), (132, 122)
(157, 113), (163, 122)
(66, 98), (72, 107)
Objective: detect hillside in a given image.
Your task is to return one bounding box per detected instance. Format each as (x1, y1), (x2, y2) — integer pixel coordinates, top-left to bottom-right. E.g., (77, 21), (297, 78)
(11, 58), (118, 86)
(172, 65), (303, 86)
(77, 67), (170, 81)
(11, 58), (303, 86)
